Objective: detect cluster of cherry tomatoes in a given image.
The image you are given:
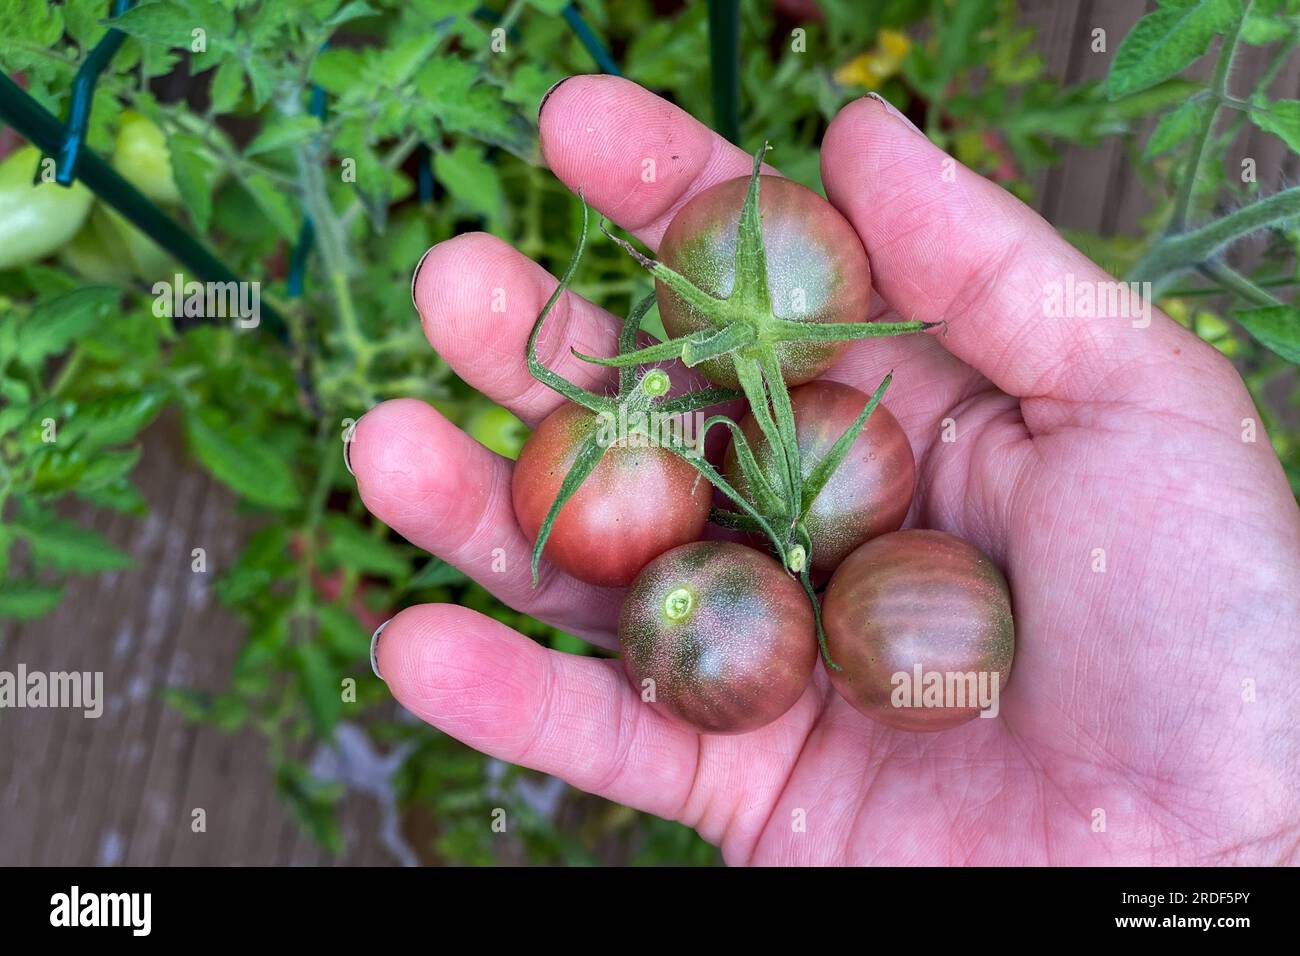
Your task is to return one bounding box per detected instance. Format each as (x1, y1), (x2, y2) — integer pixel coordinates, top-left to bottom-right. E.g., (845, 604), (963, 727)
(512, 148), (1014, 735)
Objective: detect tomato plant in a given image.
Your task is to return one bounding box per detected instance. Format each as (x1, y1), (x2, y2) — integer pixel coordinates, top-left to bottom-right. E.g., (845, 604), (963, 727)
(512, 401), (711, 588)
(619, 541), (816, 734)
(822, 530), (1015, 732)
(724, 380), (914, 572)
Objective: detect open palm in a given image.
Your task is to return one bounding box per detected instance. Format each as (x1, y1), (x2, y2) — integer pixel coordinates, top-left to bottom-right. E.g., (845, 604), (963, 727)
(352, 77), (1300, 865)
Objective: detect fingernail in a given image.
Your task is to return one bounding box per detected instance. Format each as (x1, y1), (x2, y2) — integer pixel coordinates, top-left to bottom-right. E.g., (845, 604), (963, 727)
(343, 418), (357, 477)
(538, 75), (574, 122)
(370, 618), (391, 681)
(864, 91), (924, 137)
(411, 244), (436, 312)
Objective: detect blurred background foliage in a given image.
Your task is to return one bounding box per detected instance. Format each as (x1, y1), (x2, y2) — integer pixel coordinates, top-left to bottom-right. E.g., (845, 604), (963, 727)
(0, 0), (1296, 864)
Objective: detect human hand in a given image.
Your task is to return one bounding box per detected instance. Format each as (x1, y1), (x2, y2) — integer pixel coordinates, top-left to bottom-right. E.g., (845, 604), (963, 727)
(350, 76), (1300, 865)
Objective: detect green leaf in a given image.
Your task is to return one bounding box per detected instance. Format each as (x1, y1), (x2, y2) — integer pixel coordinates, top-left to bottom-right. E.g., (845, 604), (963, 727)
(184, 408), (300, 510)
(1106, 0), (1241, 99)
(316, 603), (372, 658)
(1241, 9), (1295, 43)
(407, 558), (467, 589)
(321, 515), (410, 579)
(77, 476), (148, 515)
(209, 58), (245, 112)
(1250, 100), (1300, 151)
(1235, 305), (1300, 363)
(244, 116), (323, 157)
(62, 388), (167, 451)
(1145, 96), (1215, 157)
(15, 286), (118, 366)
(10, 511), (132, 574)
(107, 0), (211, 46)
(27, 446), (88, 494)
(324, 0), (378, 27)
(433, 143), (503, 223)
(241, 172), (300, 240)
(77, 448), (142, 492)
(275, 762), (342, 853)
(309, 48), (364, 94)
(0, 578), (64, 620)
(296, 642), (342, 737)
(170, 133), (216, 233)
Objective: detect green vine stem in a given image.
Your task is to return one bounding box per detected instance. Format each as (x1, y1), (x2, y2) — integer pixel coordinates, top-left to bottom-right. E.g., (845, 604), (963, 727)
(1170, 2), (1248, 232)
(1130, 186), (1300, 290)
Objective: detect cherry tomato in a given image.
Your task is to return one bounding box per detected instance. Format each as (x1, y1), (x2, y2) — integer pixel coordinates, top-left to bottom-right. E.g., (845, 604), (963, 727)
(656, 174), (872, 388)
(619, 540), (816, 734)
(822, 530), (1015, 732)
(724, 380), (914, 572)
(511, 401), (710, 588)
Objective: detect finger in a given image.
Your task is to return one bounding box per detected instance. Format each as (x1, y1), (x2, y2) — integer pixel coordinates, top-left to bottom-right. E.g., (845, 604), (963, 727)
(374, 602), (700, 821)
(540, 74), (771, 248)
(375, 602), (822, 860)
(413, 232), (623, 427)
(350, 397), (621, 646)
(413, 231), (720, 428)
(820, 95), (1228, 410)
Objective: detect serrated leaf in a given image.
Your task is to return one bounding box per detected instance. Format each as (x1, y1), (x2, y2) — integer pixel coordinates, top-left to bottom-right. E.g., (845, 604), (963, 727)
(184, 408), (300, 510)
(0, 579), (64, 620)
(1250, 100), (1300, 151)
(244, 116), (322, 157)
(209, 58), (245, 112)
(1235, 305), (1300, 363)
(27, 446), (88, 494)
(15, 286), (118, 366)
(296, 642), (342, 737)
(433, 143), (502, 223)
(243, 57), (274, 110)
(1106, 0), (1241, 99)
(321, 515), (410, 579)
(76, 447), (142, 491)
(309, 48), (364, 95)
(11, 511), (132, 574)
(108, 0), (234, 46)
(77, 476), (148, 515)
(62, 388), (167, 450)
(1145, 97), (1215, 157)
(170, 133), (216, 232)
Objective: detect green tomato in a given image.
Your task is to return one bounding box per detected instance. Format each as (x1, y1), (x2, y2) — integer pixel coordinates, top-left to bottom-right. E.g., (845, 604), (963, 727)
(465, 402), (529, 460)
(60, 204), (174, 284)
(0, 146), (94, 270)
(112, 110), (181, 207)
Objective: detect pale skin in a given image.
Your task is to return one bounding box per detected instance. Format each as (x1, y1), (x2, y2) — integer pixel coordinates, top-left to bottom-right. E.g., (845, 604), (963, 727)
(351, 76), (1300, 865)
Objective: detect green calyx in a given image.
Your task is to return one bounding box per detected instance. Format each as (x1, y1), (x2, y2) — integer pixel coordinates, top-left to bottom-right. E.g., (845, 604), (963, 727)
(523, 202), (795, 586)
(574, 143), (941, 377)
